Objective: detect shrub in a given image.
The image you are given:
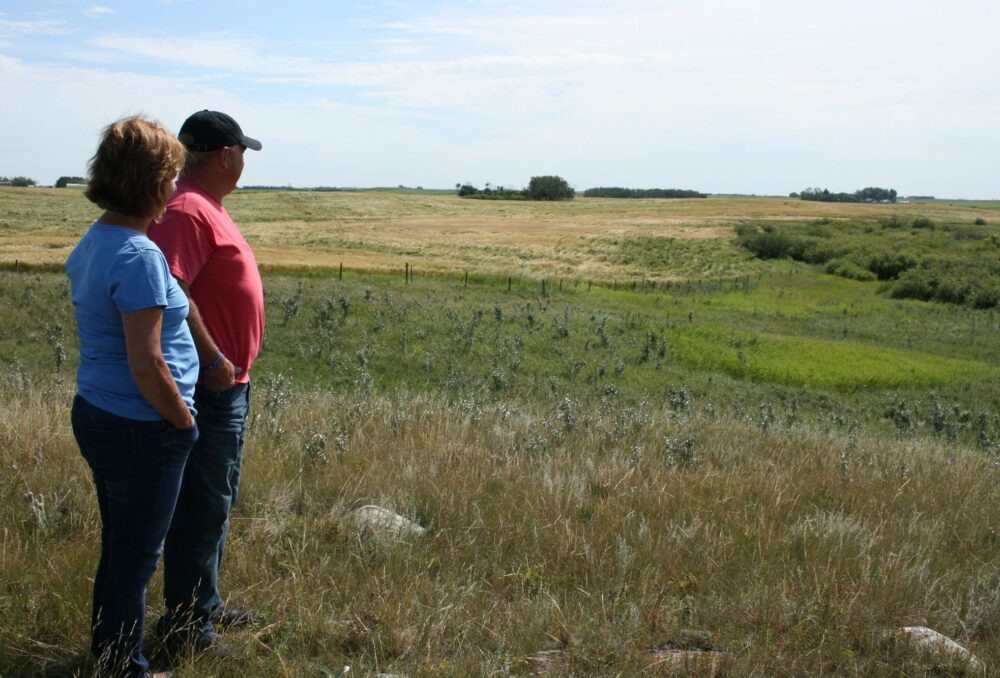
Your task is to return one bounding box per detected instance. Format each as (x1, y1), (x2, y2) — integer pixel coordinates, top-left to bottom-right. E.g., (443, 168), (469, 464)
(911, 216), (935, 229)
(890, 262), (1000, 309)
(974, 217), (987, 226)
(738, 226), (795, 259)
(867, 252), (917, 280)
(825, 258), (877, 281)
(970, 284), (1000, 309)
(889, 269), (935, 301)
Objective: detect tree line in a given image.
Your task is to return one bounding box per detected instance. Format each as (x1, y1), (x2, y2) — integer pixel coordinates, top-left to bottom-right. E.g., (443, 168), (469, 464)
(792, 187), (898, 203)
(582, 187), (706, 199)
(0, 176), (37, 187)
(457, 176), (575, 201)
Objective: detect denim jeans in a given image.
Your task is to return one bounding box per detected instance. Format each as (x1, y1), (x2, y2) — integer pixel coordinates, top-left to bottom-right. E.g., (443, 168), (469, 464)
(161, 382), (249, 639)
(71, 394), (197, 678)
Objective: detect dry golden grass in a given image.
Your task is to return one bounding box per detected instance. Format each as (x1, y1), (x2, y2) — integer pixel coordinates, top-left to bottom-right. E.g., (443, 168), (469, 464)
(4, 373), (1000, 675)
(5, 187), (996, 279)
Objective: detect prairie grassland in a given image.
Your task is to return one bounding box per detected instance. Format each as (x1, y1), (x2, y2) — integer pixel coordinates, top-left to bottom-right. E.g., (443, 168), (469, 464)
(4, 374), (1000, 676)
(2, 189), (1000, 675)
(3, 187), (996, 279)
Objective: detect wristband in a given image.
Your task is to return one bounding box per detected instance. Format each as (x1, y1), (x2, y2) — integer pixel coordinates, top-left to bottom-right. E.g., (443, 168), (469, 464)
(204, 352), (224, 371)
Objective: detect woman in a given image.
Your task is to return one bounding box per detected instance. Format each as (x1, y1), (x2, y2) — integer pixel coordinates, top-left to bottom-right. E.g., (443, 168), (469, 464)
(66, 116), (199, 678)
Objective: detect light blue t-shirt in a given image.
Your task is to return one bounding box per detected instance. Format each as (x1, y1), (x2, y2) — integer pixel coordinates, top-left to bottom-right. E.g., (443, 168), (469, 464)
(66, 222), (198, 421)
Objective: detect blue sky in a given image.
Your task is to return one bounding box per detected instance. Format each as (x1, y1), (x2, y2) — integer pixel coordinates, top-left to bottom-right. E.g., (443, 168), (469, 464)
(2, 1), (998, 197)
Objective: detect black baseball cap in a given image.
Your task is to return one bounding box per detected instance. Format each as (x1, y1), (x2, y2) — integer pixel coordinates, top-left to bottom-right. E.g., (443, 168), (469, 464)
(178, 110), (262, 152)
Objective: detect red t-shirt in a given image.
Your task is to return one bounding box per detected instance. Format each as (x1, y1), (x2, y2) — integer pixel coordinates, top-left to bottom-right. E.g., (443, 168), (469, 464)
(149, 179), (264, 383)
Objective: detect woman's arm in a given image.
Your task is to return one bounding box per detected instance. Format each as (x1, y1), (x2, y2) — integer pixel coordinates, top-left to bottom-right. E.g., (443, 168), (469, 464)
(122, 307), (195, 429)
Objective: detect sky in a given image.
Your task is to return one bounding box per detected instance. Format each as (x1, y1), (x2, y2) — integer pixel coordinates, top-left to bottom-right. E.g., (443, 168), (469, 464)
(1, 1), (998, 197)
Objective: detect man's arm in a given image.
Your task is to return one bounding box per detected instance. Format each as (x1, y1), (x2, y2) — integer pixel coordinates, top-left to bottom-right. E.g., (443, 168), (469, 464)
(178, 280), (241, 391)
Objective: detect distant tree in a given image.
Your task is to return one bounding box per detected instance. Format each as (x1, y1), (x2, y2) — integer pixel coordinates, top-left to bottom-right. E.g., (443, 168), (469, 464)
(55, 175), (86, 188)
(10, 176), (36, 187)
(583, 187), (706, 199)
(856, 186), (897, 203)
(798, 186), (897, 203)
(457, 183), (479, 197)
(527, 175), (574, 201)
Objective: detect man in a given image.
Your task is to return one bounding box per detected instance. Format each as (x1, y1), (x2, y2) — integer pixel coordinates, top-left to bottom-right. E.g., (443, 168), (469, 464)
(148, 110), (264, 652)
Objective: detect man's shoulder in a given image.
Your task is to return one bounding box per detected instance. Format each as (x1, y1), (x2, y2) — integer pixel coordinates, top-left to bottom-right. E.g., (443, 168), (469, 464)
(167, 182), (215, 215)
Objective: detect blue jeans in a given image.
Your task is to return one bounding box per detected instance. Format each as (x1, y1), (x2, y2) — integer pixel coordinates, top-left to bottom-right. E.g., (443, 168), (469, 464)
(161, 382), (249, 639)
(71, 394), (197, 678)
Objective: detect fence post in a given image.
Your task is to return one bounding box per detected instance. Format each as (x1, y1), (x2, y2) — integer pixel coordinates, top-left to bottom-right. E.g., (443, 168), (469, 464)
(339, 262), (343, 280)
(508, 276), (512, 292)
(464, 271), (468, 288)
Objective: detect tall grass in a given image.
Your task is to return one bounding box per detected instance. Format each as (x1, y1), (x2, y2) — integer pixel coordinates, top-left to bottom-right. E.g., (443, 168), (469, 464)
(3, 372), (1000, 675)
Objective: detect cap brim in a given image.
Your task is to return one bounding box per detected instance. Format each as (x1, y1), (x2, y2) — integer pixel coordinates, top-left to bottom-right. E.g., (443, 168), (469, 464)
(241, 135), (262, 151)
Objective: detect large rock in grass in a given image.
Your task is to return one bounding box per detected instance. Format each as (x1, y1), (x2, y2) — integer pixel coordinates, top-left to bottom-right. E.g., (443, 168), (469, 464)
(894, 627), (985, 673)
(348, 505), (426, 540)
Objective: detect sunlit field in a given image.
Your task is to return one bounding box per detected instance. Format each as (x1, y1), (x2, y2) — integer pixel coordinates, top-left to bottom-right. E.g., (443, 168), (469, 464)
(2, 187), (1000, 675)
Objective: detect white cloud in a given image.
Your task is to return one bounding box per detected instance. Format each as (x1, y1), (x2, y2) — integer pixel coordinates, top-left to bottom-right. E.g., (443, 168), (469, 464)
(0, 55), (236, 181)
(84, 6), (115, 18)
(0, 15), (67, 37)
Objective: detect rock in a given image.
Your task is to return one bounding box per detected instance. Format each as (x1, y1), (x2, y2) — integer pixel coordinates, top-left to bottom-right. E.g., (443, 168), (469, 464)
(894, 626), (985, 673)
(527, 649), (567, 674)
(647, 632), (726, 674)
(647, 649), (728, 675)
(348, 505), (426, 540)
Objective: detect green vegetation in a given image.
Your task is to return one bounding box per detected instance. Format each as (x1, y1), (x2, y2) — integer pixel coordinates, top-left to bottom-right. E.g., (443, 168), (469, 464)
(795, 186), (898, 203)
(457, 175), (575, 201)
(54, 176), (86, 188)
(583, 187), (707, 199)
(0, 175), (36, 187)
(526, 175), (574, 201)
(455, 182), (526, 200)
(737, 217), (1000, 308)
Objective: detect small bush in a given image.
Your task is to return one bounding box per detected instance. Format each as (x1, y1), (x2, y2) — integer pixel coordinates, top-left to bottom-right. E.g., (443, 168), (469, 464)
(825, 258), (877, 281)
(911, 216), (935, 229)
(867, 252), (917, 280)
(738, 226), (795, 260)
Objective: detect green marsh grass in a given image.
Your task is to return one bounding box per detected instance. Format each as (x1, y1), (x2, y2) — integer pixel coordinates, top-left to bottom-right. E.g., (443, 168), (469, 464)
(666, 324), (992, 389)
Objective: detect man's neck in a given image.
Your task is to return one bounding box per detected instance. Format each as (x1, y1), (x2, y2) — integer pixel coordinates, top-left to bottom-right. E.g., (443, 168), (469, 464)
(182, 172), (231, 203)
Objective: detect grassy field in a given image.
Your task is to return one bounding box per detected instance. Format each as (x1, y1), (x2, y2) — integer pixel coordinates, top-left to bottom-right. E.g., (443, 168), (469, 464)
(2, 188), (1000, 675)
